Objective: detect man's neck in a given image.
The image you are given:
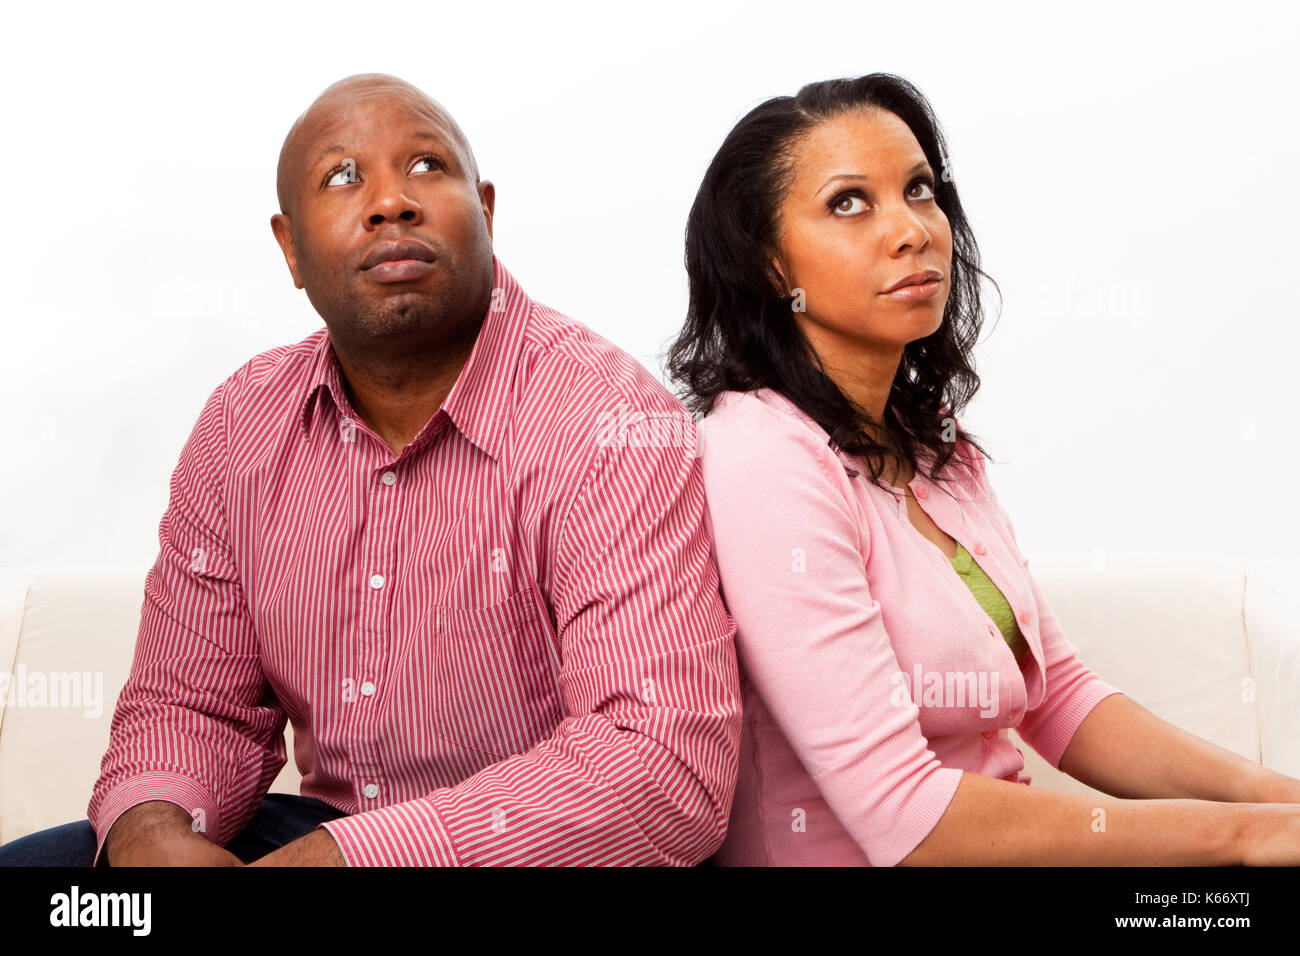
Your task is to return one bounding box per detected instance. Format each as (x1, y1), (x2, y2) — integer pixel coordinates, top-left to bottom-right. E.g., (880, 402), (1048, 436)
(333, 322), (481, 457)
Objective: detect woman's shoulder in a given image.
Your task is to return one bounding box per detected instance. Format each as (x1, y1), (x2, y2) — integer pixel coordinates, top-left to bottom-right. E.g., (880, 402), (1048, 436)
(696, 389), (864, 541)
(698, 388), (840, 466)
(698, 390), (991, 497)
(700, 387), (831, 436)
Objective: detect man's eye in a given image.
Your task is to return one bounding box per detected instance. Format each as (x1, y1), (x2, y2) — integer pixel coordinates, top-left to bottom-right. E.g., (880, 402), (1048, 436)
(323, 163), (357, 187)
(321, 154), (445, 188)
(411, 154), (445, 173)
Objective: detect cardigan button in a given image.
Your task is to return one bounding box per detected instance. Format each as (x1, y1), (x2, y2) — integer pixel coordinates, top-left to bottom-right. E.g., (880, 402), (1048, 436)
(913, 484), (928, 499)
(1018, 609), (1032, 626)
(973, 540), (987, 555)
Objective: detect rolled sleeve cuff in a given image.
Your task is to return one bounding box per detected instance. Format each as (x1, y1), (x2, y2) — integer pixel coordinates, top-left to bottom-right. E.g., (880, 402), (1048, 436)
(318, 799), (459, 867)
(1021, 680), (1125, 769)
(871, 764), (964, 868)
(89, 771), (221, 867)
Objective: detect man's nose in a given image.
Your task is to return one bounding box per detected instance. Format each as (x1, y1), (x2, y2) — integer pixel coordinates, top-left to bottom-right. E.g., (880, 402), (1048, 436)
(364, 175), (423, 226)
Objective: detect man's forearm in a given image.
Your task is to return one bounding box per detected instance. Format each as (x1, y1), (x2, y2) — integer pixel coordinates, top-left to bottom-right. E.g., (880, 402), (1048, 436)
(1059, 693), (1300, 803)
(102, 800), (245, 866)
(103, 800), (198, 863)
(317, 719), (730, 866)
(247, 828), (346, 866)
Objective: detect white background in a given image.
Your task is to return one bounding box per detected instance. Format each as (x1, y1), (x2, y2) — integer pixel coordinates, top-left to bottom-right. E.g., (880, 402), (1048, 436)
(3, 0), (1296, 569)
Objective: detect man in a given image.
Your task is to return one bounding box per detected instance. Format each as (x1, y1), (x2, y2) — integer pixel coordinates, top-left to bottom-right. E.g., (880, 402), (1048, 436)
(0, 73), (741, 866)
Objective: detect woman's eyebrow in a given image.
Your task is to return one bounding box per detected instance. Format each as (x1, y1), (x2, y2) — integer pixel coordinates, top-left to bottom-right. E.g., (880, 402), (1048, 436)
(815, 159), (932, 196)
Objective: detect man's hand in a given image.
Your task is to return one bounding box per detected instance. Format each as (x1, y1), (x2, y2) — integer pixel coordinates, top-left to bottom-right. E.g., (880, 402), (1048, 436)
(247, 828), (346, 866)
(105, 800), (244, 867)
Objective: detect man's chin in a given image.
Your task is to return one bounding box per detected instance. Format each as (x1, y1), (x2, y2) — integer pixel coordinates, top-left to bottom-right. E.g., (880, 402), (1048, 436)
(351, 295), (455, 339)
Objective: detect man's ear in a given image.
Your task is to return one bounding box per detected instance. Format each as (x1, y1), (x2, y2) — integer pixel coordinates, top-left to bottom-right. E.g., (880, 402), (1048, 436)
(270, 213), (305, 290)
(478, 180), (495, 241)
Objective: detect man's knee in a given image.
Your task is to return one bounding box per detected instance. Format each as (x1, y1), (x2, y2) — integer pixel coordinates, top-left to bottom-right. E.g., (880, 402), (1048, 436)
(0, 819), (100, 867)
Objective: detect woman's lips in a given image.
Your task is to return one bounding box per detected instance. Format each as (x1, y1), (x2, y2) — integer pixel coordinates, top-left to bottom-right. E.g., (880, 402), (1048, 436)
(881, 278), (942, 301)
(364, 258), (436, 283)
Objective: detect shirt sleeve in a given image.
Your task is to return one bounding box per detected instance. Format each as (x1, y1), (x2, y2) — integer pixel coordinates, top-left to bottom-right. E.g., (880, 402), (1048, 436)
(317, 407), (742, 866)
(698, 401), (963, 868)
(86, 378), (288, 866)
(976, 454), (1124, 769)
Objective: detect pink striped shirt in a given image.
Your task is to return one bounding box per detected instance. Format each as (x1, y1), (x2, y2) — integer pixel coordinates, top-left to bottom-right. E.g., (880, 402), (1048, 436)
(697, 388), (1123, 866)
(88, 256), (742, 866)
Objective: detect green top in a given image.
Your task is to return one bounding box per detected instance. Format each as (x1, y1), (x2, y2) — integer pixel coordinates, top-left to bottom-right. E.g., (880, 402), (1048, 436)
(949, 542), (1031, 661)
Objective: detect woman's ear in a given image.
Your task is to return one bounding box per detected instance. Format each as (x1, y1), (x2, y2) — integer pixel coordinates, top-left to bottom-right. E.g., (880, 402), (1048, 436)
(766, 253), (791, 299)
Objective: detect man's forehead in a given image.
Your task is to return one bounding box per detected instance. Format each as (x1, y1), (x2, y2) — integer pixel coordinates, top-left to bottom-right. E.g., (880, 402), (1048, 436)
(311, 115), (446, 159)
(296, 90), (457, 161)
(277, 76), (478, 213)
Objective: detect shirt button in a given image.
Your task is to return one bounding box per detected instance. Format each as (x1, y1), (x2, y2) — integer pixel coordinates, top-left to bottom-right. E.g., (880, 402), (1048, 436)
(973, 541), (987, 555)
(381, 471), (397, 486)
(1018, 609), (1032, 626)
(360, 681), (376, 697)
(369, 573), (385, 590)
(362, 783), (379, 799)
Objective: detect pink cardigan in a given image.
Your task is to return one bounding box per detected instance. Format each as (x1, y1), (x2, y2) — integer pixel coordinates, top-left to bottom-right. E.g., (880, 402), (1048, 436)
(697, 388), (1123, 866)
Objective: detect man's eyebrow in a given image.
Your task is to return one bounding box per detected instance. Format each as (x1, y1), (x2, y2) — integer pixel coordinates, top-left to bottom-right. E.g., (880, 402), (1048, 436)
(815, 160), (932, 196)
(310, 143), (350, 168)
(309, 130), (455, 170)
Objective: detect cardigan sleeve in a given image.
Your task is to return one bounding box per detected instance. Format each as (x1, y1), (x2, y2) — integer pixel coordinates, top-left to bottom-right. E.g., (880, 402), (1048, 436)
(975, 453), (1124, 768)
(699, 400), (963, 867)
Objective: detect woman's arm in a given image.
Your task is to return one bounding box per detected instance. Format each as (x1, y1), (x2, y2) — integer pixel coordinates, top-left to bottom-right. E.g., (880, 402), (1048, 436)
(702, 406), (1300, 865)
(975, 451), (1300, 808)
(904, 446), (1300, 863)
(900, 768), (1300, 866)
(1057, 692), (1300, 804)
(699, 403), (966, 868)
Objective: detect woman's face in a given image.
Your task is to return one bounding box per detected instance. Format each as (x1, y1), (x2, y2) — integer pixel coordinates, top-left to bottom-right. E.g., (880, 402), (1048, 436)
(770, 108), (952, 368)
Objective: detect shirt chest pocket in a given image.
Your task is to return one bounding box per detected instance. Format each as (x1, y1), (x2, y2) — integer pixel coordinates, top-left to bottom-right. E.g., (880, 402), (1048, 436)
(432, 583), (564, 759)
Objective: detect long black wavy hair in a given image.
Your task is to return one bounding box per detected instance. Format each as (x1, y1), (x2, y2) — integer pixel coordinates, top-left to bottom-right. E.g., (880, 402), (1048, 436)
(664, 73), (1000, 494)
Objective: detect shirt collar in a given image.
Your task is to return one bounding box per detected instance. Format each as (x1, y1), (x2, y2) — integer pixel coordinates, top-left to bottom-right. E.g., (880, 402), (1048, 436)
(298, 254), (531, 462)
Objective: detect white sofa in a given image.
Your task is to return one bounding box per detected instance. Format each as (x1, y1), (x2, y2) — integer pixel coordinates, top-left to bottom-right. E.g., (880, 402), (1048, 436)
(1, 554), (1297, 847)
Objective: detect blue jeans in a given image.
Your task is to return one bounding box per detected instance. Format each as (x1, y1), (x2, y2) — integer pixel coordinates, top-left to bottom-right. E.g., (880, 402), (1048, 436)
(0, 793), (348, 867)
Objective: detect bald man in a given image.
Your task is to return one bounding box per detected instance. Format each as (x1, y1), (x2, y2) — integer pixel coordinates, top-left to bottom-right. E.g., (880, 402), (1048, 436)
(0, 74), (741, 867)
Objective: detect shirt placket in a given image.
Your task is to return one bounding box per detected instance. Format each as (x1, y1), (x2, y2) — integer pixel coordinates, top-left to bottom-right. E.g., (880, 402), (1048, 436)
(344, 419), (405, 812)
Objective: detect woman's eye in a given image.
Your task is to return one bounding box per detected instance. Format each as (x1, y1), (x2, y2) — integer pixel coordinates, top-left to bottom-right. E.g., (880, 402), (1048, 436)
(830, 177), (937, 214)
(831, 192), (869, 216)
(909, 178), (937, 200)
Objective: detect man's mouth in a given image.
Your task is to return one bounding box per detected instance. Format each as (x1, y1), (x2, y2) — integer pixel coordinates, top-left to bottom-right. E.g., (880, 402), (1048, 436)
(365, 258), (436, 283)
(360, 237), (437, 283)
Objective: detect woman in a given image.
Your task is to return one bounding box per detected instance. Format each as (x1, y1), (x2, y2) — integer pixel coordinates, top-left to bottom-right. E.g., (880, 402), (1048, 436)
(666, 73), (1300, 865)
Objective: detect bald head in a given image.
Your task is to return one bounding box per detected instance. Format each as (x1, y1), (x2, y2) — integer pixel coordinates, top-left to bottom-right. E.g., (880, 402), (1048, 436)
(275, 73), (480, 219)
